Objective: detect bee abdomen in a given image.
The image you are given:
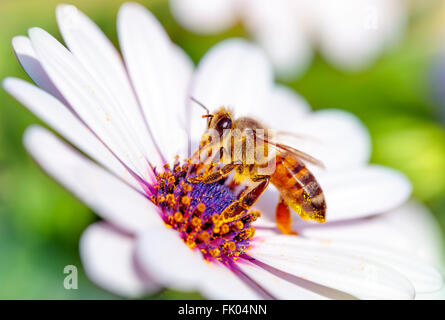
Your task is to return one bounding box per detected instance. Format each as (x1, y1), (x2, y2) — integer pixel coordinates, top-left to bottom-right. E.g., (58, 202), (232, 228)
(272, 154), (326, 222)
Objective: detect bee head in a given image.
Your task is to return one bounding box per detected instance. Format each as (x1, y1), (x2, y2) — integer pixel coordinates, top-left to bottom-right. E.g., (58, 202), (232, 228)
(190, 98), (233, 146)
(206, 107), (233, 137)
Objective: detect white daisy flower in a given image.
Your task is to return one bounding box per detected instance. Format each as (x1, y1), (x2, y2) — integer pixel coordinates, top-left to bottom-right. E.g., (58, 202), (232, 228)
(170, 0), (406, 78)
(3, 3), (443, 299)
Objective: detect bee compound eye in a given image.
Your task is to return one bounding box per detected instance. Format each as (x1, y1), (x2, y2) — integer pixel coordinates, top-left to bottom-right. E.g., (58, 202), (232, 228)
(216, 117), (232, 134)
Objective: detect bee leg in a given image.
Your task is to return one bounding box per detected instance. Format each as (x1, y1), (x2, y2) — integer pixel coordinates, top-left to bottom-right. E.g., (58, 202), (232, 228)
(190, 139), (221, 165)
(189, 162), (242, 184)
(276, 197), (298, 235)
(219, 176), (270, 224)
(187, 144), (216, 176)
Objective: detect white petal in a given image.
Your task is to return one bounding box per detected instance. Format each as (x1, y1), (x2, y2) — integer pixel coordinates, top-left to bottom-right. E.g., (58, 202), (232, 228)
(287, 201), (444, 267)
(416, 286), (445, 300)
(323, 240), (443, 293)
(170, 0), (238, 34)
(236, 261), (332, 299)
(318, 165), (412, 221)
(243, 0), (313, 78)
(376, 201), (444, 266)
(294, 215), (444, 293)
(254, 165), (411, 223)
(258, 85), (311, 130)
(171, 44), (195, 100)
(199, 263), (261, 300)
(80, 222), (158, 297)
(28, 27), (150, 181)
(2, 77), (140, 190)
(136, 226), (260, 299)
(24, 126), (163, 233)
(253, 207), (444, 295)
(136, 227), (205, 291)
(117, 2), (192, 162)
(191, 39), (272, 114)
(12, 36), (65, 102)
(262, 229), (443, 294)
(251, 234), (415, 299)
(189, 39), (273, 148)
(56, 4), (161, 167)
(281, 109), (372, 171)
(316, 0), (406, 70)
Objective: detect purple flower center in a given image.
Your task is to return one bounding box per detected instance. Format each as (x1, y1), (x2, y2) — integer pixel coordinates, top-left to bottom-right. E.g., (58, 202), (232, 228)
(150, 161), (260, 262)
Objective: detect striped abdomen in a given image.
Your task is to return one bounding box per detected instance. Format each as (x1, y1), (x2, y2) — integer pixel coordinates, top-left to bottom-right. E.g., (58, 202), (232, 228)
(270, 153), (326, 223)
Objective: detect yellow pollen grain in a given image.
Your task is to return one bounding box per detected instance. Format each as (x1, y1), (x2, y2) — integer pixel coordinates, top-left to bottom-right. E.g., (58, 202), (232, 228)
(166, 194), (175, 205)
(168, 176), (176, 184)
(210, 248), (220, 257)
(186, 242), (196, 249)
(253, 210), (261, 218)
(225, 242), (236, 251)
(181, 196), (191, 206)
(174, 211), (183, 223)
(197, 231), (210, 242)
(221, 224), (230, 234)
(185, 235), (196, 249)
(192, 217), (201, 227)
(235, 221), (244, 230)
(196, 203), (206, 213)
(240, 227), (256, 240)
(163, 222), (172, 229)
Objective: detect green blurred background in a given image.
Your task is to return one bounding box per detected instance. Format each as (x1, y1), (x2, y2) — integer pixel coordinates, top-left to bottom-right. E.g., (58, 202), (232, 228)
(1, 0), (445, 299)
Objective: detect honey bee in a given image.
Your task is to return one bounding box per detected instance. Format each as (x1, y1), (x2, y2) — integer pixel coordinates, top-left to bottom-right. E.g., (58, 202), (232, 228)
(189, 98), (326, 234)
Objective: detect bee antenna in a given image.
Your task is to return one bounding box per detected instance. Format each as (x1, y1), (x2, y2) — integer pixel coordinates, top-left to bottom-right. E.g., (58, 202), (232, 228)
(190, 96), (210, 116)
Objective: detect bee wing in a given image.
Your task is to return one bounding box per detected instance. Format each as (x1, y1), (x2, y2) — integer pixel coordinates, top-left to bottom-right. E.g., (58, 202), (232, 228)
(257, 135), (325, 169)
(275, 143), (325, 169)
